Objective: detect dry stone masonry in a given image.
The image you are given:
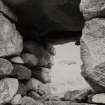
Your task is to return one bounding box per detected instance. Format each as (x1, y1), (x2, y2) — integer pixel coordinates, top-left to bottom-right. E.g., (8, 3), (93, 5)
(0, 0), (105, 105)
(79, 0), (105, 104)
(80, 0), (105, 93)
(0, 0), (55, 105)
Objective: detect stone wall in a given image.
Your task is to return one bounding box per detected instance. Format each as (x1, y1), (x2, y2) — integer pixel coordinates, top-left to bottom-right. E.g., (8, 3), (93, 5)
(80, 0), (105, 93)
(0, 0), (105, 105)
(0, 1), (56, 105)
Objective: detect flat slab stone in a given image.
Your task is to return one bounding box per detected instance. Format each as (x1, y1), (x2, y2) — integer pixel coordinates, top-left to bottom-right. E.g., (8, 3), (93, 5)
(80, 18), (105, 93)
(43, 101), (96, 105)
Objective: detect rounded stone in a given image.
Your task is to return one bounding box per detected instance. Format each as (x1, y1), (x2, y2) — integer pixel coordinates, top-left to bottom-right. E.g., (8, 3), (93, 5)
(0, 78), (19, 104)
(11, 94), (22, 105)
(0, 58), (13, 76)
(26, 78), (42, 91)
(21, 53), (38, 67)
(0, 13), (23, 57)
(12, 64), (32, 80)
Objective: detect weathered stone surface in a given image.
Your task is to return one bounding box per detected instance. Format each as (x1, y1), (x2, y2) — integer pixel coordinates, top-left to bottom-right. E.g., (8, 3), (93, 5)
(37, 84), (51, 97)
(21, 53), (38, 67)
(0, 0), (17, 22)
(10, 56), (24, 64)
(64, 88), (92, 102)
(0, 78), (18, 104)
(80, 0), (105, 20)
(26, 78), (42, 91)
(17, 83), (27, 96)
(12, 64), (32, 80)
(21, 96), (44, 105)
(32, 67), (51, 83)
(80, 18), (105, 93)
(24, 41), (53, 67)
(0, 58), (13, 76)
(28, 91), (41, 100)
(43, 101), (96, 105)
(0, 13), (23, 57)
(11, 94), (22, 105)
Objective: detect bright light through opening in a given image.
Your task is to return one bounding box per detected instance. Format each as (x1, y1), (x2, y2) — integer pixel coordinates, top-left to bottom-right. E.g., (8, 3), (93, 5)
(50, 42), (89, 97)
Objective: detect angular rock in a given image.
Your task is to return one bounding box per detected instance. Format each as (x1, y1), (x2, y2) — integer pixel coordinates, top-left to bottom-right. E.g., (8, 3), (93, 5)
(64, 88), (92, 102)
(21, 96), (44, 105)
(0, 13), (23, 57)
(26, 78), (43, 91)
(11, 94), (22, 105)
(10, 56), (24, 64)
(0, 0), (17, 22)
(80, 0), (105, 20)
(12, 64), (32, 80)
(0, 58), (13, 76)
(80, 18), (105, 93)
(24, 41), (53, 67)
(0, 78), (19, 104)
(32, 67), (51, 83)
(21, 53), (38, 67)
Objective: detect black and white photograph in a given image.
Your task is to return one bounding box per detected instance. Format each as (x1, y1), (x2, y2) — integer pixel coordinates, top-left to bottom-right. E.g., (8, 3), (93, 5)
(0, 0), (104, 105)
